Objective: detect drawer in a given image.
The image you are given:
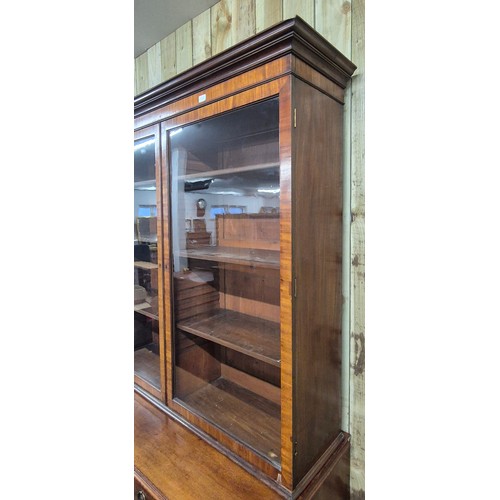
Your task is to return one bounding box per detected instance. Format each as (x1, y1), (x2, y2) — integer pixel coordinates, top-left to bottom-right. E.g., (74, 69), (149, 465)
(133, 477), (147, 500)
(134, 473), (165, 500)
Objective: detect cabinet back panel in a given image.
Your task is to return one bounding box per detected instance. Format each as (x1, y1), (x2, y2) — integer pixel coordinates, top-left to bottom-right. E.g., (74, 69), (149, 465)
(222, 348), (281, 387)
(217, 214), (280, 251)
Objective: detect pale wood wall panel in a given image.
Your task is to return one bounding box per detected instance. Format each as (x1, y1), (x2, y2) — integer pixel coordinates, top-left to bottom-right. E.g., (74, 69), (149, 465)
(315, 0), (351, 56)
(283, 0), (314, 26)
(175, 21), (193, 74)
(135, 51), (149, 96)
(211, 0), (233, 55)
(147, 42), (162, 88)
(231, 0), (256, 44)
(193, 9), (212, 66)
(341, 64), (352, 436)
(256, 0), (282, 33)
(349, 0), (365, 496)
(160, 32), (176, 82)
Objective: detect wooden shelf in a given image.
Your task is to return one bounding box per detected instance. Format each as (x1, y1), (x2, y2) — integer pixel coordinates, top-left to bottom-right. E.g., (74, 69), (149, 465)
(134, 261), (157, 270)
(177, 309), (280, 367)
(135, 347), (161, 389)
(178, 246), (279, 269)
(134, 300), (159, 320)
(178, 161), (279, 181)
(134, 179), (155, 188)
(137, 236), (157, 244)
(179, 377), (280, 465)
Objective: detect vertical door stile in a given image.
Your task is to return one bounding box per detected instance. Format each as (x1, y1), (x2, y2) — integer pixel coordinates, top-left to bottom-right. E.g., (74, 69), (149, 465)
(161, 122), (174, 404)
(134, 125), (163, 401)
(154, 123), (167, 403)
(279, 76), (294, 490)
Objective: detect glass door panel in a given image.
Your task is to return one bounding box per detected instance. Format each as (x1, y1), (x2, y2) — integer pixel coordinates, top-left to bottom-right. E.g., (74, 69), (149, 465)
(169, 98), (281, 465)
(134, 134), (161, 391)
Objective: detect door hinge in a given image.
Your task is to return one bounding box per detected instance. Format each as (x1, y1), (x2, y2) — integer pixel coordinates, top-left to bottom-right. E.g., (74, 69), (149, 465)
(293, 441), (298, 457)
(293, 277), (297, 298)
(293, 108), (297, 128)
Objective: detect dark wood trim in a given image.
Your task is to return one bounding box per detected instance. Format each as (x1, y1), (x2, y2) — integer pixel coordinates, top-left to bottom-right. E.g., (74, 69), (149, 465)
(291, 77), (345, 486)
(134, 17), (356, 117)
(297, 436), (350, 499)
(292, 74), (344, 105)
(292, 56), (346, 105)
(293, 433), (350, 499)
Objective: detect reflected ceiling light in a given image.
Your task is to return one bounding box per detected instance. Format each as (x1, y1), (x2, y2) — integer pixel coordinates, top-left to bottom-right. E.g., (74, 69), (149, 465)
(134, 138), (155, 150)
(170, 127), (183, 137)
(207, 191), (244, 196)
(257, 188), (280, 194)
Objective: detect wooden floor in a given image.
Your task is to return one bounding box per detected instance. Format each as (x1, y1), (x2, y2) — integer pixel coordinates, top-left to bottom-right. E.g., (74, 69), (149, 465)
(134, 392), (282, 500)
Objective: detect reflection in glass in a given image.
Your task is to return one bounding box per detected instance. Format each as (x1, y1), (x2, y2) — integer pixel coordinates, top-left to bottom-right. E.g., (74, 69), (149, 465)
(134, 135), (160, 390)
(170, 98), (281, 465)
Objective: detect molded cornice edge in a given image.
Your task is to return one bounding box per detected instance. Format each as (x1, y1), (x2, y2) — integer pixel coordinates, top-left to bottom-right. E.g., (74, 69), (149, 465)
(134, 16), (357, 117)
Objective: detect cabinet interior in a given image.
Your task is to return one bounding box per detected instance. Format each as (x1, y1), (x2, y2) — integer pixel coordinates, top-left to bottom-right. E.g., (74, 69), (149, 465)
(169, 98), (282, 466)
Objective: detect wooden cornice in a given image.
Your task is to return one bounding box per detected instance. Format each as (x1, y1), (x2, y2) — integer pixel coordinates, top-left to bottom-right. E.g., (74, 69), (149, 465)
(134, 16), (357, 117)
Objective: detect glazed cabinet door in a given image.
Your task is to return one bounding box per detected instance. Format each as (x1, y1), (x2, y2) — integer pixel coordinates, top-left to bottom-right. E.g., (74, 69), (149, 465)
(162, 87), (293, 476)
(134, 125), (166, 401)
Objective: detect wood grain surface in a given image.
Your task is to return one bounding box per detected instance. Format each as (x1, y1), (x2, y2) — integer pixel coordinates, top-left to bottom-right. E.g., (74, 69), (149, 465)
(192, 9), (212, 66)
(292, 76), (344, 486)
(135, 392), (282, 499)
(175, 21), (193, 74)
(160, 32), (176, 82)
(147, 42), (162, 89)
(177, 309), (280, 366)
(278, 76), (294, 490)
(160, 123), (174, 404)
(256, 0), (282, 33)
(181, 377), (281, 464)
(178, 246), (280, 269)
(283, 0), (314, 26)
(315, 0), (352, 57)
(134, 57), (290, 130)
(349, 0), (365, 496)
(135, 0), (358, 96)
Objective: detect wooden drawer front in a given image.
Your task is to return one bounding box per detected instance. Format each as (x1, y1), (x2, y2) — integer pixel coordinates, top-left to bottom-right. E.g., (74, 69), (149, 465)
(134, 473), (165, 500)
(134, 477), (148, 500)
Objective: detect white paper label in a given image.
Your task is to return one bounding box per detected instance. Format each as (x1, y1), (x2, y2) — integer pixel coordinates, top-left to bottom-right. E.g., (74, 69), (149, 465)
(198, 94), (207, 103)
